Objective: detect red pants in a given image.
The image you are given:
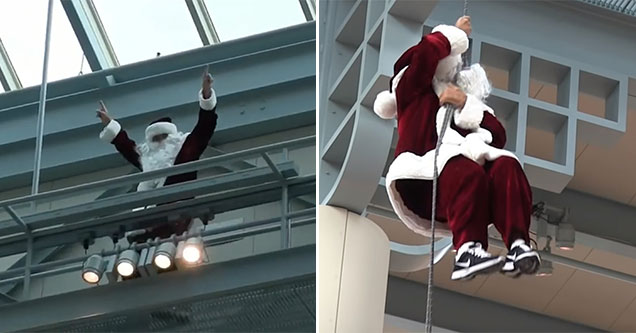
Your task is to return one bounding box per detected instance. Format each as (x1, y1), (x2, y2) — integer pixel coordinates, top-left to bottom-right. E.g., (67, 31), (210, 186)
(395, 156), (532, 250)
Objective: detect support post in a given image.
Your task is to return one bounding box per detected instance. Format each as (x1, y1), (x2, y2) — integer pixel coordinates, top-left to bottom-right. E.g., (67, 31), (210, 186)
(32, 0), (55, 197)
(318, 205), (390, 332)
(23, 232), (33, 300)
(281, 183), (290, 248)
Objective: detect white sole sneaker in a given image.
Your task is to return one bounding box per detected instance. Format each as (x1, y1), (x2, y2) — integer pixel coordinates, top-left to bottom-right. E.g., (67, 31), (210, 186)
(451, 256), (505, 280)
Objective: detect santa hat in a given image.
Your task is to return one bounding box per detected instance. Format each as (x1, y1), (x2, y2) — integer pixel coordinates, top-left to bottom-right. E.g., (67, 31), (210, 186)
(373, 24), (468, 120)
(145, 117), (177, 142)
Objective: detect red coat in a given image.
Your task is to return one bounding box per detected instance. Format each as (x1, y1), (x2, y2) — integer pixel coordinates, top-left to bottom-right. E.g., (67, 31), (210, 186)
(100, 90), (218, 188)
(375, 25), (513, 238)
(394, 31), (506, 159)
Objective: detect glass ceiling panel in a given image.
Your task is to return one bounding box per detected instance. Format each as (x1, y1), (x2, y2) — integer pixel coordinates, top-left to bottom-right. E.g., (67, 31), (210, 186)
(0, 1), (91, 89)
(205, 0), (307, 42)
(93, 0), (203, 66)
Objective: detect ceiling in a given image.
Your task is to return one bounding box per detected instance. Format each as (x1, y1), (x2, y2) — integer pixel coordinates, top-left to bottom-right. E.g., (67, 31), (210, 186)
(370, 212), (636, 331)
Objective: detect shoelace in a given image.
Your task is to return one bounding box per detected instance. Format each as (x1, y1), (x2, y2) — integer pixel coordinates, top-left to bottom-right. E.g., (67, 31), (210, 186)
(469, 244), (492, 258)
(512, 242), (531, 252)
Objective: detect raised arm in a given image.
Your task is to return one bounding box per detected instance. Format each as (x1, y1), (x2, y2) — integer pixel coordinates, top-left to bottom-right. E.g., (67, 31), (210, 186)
(97, 101), (142, 171)
(395, 17), (470, 104)
(177, 69), (218, 161)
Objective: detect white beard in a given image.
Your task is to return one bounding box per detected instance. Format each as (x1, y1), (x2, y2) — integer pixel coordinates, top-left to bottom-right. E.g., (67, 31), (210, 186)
(136, 132), (188, 191)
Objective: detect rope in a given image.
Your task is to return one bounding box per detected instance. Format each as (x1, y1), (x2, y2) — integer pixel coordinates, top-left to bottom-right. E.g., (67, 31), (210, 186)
(424, 1), (469, 332)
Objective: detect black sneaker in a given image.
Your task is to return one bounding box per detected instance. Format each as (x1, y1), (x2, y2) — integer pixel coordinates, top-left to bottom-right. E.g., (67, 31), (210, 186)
(501, 239), (541, 277)
(451, 242), (505, 280)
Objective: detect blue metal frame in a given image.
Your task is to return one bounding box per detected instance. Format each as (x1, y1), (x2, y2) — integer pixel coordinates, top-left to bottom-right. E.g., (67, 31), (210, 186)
(0, 245), (316, 332)
(0, 22), (316, 190)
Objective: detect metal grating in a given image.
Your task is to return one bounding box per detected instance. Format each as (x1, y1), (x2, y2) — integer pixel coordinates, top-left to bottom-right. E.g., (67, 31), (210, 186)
(579, 0), (636, 16)
(32, 277), (316, 332)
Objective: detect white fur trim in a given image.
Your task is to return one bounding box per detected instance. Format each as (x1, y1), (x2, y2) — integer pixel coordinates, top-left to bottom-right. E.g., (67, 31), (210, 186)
(392, 66), (407, 91)
(99, 120), (121, 143)
(145, 122), (178, 143)
(374, 66), (408, 119)
(462, 133), (490, 165)
(435, 106), (464, 145)
(385, 151), (460, 238)
(474, 128), (493, 144)
(454, 94), (486, 130)
(432, 24), (469, 56)
(434, 54), (462, 82)
(199, 88), (217, 111)
(461, 132), (519, 166)
(373, 90), (397, 119)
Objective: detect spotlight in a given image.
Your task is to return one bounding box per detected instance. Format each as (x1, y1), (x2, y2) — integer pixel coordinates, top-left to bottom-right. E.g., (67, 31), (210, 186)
(556, 223), (575, 250)
(154, 242), (177, 269)
(82, 254), (105, 284)
(182, 237), (204, 264)
(116, 249), (140, 277)
(536, 259), (553, 277)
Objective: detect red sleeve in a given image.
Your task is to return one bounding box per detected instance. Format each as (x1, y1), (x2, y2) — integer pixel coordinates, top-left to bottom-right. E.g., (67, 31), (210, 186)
(175, 107), (218, 163)
(111, 130), (142, 171)
(480, 112), (507, 149)
(395, 32), (451, 107)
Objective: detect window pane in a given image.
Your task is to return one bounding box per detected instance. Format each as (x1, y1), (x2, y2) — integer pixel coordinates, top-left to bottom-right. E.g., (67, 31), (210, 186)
(205, 0), (306, 42)
(0, 1), (91, 89)
(93, 0), (203, 66)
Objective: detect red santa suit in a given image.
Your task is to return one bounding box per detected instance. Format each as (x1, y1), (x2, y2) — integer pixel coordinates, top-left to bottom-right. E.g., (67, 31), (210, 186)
(99, 88), (218, 239)
(373, 25), (533, 252)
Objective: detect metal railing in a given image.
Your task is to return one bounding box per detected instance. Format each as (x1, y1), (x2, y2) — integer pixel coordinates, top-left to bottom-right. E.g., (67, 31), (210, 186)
(0, 135), (315, 301)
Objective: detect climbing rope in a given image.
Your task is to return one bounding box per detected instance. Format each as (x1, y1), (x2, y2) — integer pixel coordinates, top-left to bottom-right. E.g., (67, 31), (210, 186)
(425, 1), (469, 332)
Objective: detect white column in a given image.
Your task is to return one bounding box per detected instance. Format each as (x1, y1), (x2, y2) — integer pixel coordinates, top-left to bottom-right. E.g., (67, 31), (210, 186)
(319, 205), (390, 333)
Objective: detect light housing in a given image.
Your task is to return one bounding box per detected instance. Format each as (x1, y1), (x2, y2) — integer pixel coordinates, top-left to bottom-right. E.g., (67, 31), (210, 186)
(153, 242), (177, 269)
(82, 254), (105, 284)
(182, 236), (204, 264)
(536, 259), (553, 277)
(556, 223), (575, 250)
(116, 249), (140, 277)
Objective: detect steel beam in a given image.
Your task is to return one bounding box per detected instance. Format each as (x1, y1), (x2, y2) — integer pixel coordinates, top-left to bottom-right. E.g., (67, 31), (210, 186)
(185, 0), (221, 45)
(0, 245), (315, 332)
(385, 276), (599, 332)
(61, 0), (119, 70)
(0, 38), (22, 91)
(0, 136), (313, 209)
(0, 175), (315, 257)
(299, 0), (316, 21)
(0, 180), (133, 296)
(0, 210), (315, 282)
(0, 162), (298, 236)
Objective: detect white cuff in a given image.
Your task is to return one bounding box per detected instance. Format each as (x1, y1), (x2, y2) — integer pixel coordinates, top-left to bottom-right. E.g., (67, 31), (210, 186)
(455, 94), (485, 130)
(199, 88), (217, 111)
(432, 24), (469, 56)
(99, 120), (121, 143)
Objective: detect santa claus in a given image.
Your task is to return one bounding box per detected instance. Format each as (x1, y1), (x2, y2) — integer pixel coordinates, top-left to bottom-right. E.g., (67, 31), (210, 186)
(373, 16), (540, 280)
(96, 68), (218, 242)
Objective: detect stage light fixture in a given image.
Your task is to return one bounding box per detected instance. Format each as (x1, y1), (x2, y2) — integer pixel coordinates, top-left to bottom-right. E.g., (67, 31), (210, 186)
(154, 242), (177, 269)
(82, 254), (105, 284)
(556, 223), (575, 250)
(536, 259), (553, 277)
(116, 249), (140, 277)
(182, 237), (204, 264)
